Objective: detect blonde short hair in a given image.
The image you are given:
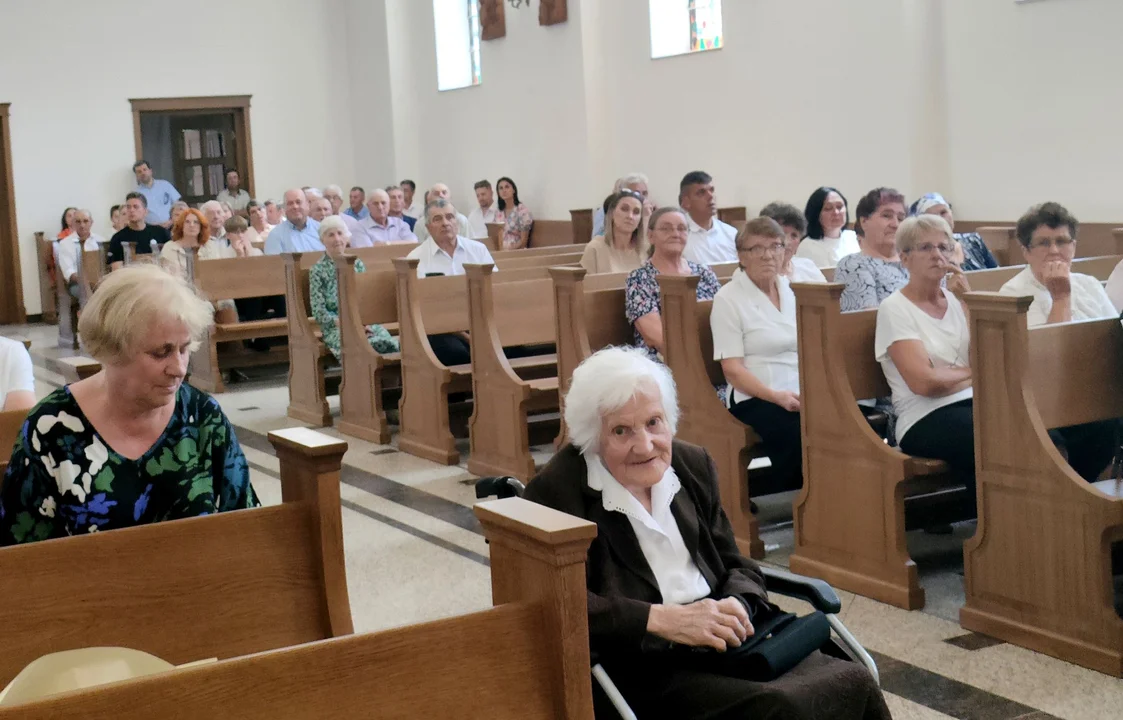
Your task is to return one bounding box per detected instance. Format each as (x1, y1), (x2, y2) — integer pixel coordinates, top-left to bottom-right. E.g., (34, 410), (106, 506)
(318, 215), (351, 240)
(78, 264), (214, 361)
(896, 214), (953, 254)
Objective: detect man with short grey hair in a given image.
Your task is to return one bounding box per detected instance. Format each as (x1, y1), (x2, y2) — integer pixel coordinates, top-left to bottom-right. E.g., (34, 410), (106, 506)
(56, 209), (103, 296)
(386, 185), (417, 231)
(360, 188), (416, 245)
(414, 183), (472, 242)
(200, 200), (229, 247)
(592, 172), (650, 239)
(264, 188), (324, 254)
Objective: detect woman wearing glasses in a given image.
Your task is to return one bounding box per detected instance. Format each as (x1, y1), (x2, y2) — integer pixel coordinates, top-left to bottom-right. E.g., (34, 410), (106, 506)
(876, 215), (977, 498)
(625, 208), (722, 363)
(835, 188), (910, 312)
(998, 202), (1118, 480)
(710, 218), (804, 484)
(999, 202), (1117, 326)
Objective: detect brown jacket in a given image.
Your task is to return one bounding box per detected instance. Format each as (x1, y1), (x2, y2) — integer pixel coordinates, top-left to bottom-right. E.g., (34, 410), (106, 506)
(525, 440), (772, 658)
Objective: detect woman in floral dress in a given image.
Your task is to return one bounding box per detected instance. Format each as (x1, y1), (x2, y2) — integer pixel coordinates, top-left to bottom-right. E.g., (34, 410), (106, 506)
(309, 215), (399, 360)
(497, 176), (534, 250)
(0, 264), (257, 545)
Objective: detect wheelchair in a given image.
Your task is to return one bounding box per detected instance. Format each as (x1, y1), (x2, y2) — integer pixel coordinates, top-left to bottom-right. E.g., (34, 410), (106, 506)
(476, 476), (880, 720)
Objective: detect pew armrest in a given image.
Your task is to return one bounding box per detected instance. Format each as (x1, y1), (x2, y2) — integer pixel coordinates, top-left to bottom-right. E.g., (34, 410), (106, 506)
(762, 567), (842, 615)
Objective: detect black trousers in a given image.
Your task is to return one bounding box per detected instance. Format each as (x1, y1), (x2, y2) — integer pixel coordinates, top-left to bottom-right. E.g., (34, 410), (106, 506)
(729, 397), (802, 484)
(428, 333), (471, 367)
(900, 398), (1119, 488)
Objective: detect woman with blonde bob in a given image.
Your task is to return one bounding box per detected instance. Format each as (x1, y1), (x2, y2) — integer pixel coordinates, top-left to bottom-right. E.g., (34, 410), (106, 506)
(526, 346), (890, 719)
(0, 265), (258, 545)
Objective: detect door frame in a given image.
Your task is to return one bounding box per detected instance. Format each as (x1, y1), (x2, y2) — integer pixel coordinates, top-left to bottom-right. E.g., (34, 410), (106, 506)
(0, 103), (26, 324)
(129, 96), (255, 199)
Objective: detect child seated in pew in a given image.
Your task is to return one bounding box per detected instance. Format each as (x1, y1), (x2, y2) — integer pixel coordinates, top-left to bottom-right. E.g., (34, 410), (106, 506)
(997, 201), (1119, 477)
(0, 265), (258, 545)
(311, 216), (398, 360)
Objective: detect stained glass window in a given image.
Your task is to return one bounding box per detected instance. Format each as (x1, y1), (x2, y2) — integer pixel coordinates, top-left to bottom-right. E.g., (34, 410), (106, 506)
(650, 0), (723, 59)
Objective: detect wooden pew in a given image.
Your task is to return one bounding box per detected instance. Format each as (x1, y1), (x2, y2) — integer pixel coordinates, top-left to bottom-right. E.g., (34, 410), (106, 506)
(52, 244), (79, 351)
(285, 244), (581, 430)
(962, 294), (1123, 676)
(0, 428), (352, 688)
(965, 254), (1121, 292)
(529, 219), (574, 247)
(789, 283), (973, 609)
(658, 274), (772, 560)
(392, 258), (558, 465)
(0, 497), (598, 719)
(34, 232), (57, 325)
(77, 246), (108, 308)
(570, 208), (593, 243)
(464, 265), (561, 480)
(0, 409), (28, 475)
(283, 245), (418, 426)
(978, 224), (1123, 266)
(55, 356), (102, 383)
(717, 206), (748, 225)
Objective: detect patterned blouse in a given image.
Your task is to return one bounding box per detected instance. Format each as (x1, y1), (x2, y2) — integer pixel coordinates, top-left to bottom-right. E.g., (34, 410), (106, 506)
(836, 253), (910, 312)
(309, 254), (399, 360)
(501, 204), (534, 249)
(0, 384), (257, 545)
(625, 260), (722, 362)
(956, 232), (999, 272)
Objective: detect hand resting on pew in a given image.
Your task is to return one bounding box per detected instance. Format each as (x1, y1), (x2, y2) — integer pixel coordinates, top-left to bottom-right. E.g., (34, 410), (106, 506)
(0, 266), (258, 545)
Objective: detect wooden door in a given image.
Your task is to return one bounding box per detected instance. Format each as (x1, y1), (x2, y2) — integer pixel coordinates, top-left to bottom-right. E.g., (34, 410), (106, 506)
(169, 113), (238, 207)
(0, 103), (26, 323)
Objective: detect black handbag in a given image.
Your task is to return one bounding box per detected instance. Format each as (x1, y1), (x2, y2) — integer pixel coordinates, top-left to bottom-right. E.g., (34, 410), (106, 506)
(678, 610), (832, 682)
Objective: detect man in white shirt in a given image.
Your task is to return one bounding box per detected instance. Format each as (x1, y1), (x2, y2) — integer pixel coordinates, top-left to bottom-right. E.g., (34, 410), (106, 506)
(201, 200), (230, 248)
(401, 179), (423, 220)
(414, 183), (473, 242)
(264, 200), (284, 226)
(215, 169), (251, 214)
(56, 209), (103, 297)
(998, 201), (1118, 327)
(407, 199), (495, 278)
(679, 171), (737, 265)
(467, 179), (500, 239)
(246, 200), (273, 244)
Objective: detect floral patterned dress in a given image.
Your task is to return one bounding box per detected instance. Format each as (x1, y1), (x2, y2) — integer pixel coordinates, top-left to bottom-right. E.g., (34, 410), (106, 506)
(309, 254), (399, 360)
(501, 204), (534, 249)
(0, 384), (257, 545)
(625, 260), (722, 362)
(835, 253), (909, 312)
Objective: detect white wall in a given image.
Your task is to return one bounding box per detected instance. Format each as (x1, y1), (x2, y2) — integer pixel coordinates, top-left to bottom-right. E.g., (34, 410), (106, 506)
(2, 0), (357, 315)
(942, 0), (1123, 222)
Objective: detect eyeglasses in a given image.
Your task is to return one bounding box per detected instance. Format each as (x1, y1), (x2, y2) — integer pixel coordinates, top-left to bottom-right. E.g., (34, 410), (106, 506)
(911, 242), (955, 256)
(654, 224), (689, 235)
(739, 243), (785, 258)
(1029, 237), (1076, 251)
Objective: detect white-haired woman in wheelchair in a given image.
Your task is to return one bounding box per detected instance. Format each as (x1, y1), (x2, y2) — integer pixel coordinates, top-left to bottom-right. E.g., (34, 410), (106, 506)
(525, 347), (890, 719)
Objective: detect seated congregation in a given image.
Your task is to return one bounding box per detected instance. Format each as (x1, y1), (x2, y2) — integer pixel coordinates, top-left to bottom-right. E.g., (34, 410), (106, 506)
(6, 158), (1123, 717)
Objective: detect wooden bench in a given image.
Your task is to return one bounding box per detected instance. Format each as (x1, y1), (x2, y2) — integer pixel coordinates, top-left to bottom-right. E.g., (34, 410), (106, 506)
(0, 408), (28, 475)
(0, 427), (352, 688)
(55, 356), (101, 383)
(717, 206), (748, 225)
(77, 246), (108, 308)
(789, 283), (974, 609)
(658, 273), (772, 560)
(282, 244), (418, 426)
(486, 219), (577, 249)
(0, 497), (598, 718)
(34, 232), (56, 325)
(51, 243), (79, 351)
(285, 245), (582, 431)
(965, 254), (1121, 292)
(978, 224), (1123, 266)
(464, 265), (561, 480)
(392, 258), (558, 465)
(962, 293), (1123, 676)
(570, 208), (593, 243)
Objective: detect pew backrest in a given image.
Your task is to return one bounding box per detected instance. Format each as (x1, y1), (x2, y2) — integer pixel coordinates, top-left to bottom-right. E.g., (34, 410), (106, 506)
(0, 428), (353, 688)
(966, 254), (1121, 292)
(528, 219), (574, 247)
(0, 409), (28, 475)
(570, 208), (593, 243)
(1028, 316), (1123, 429)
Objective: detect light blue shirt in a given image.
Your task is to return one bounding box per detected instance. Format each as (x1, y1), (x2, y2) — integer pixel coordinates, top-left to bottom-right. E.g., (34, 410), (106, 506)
(264, 218), (324, 254)
(591, 206), (606, 240)
(136, 179), (181, 224)
(358, 216), (417, 246)
(344, 206), (370, 221)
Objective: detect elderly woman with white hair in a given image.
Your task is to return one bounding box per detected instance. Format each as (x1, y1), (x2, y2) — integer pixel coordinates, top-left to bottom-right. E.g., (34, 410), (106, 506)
(0, 265), (258, 545)
(309, 216), (398, 360)
(525, 347), (891, 719)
